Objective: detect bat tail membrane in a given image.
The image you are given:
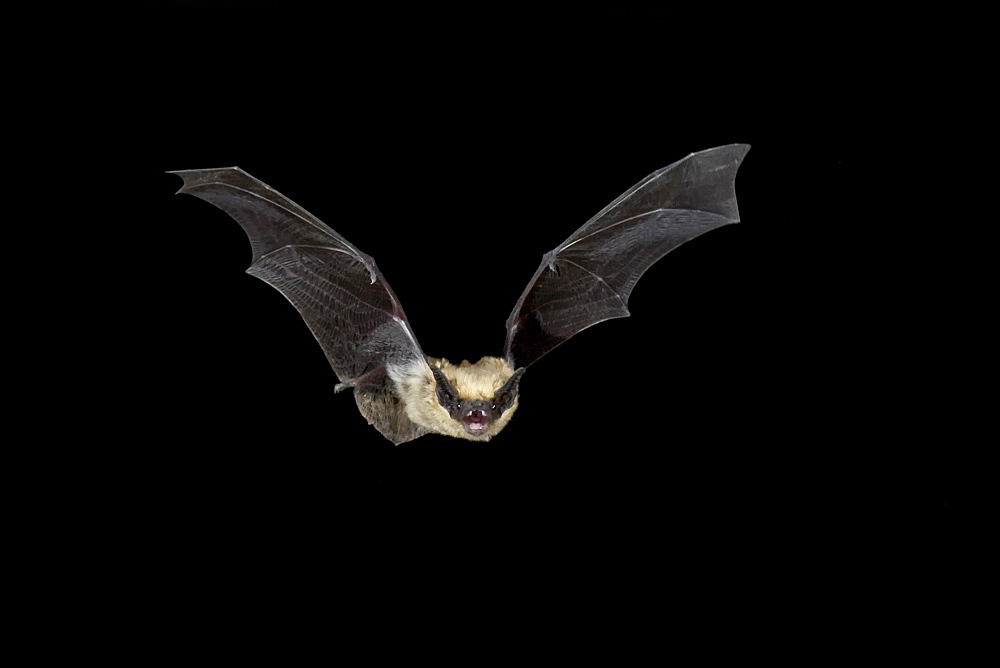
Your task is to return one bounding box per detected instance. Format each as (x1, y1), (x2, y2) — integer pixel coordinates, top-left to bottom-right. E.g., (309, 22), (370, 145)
(503, 144), (749, 370)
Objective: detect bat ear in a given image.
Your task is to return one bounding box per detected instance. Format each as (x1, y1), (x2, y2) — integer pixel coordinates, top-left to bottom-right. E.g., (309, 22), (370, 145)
(493, 367), (526, 414)
(430, 365), (460, 412)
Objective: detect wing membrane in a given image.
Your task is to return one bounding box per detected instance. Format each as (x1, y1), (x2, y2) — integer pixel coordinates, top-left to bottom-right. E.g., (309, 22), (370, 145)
(504, 144), (749, 369)
(171, 167), (427, 443)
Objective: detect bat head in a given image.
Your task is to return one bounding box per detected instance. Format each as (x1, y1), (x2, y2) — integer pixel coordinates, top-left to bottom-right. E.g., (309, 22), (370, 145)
(430, 363), (525, 440)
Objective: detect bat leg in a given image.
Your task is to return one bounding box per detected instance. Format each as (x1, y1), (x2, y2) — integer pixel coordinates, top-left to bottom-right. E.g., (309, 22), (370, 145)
(334, 367), (390, 394)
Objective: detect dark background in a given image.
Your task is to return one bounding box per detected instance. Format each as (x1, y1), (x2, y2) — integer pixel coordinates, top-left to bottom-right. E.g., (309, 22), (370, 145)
(90, 2), (959, 649)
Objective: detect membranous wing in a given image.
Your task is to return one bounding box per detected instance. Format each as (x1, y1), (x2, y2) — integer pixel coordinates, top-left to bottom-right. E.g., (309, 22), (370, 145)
(172, 167), (428, 444)
(504, 144), (749, 369)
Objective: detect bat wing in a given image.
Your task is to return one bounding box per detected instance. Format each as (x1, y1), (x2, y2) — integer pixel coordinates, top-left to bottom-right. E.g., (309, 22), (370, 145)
(171, 167), (429, 444)
(504, 144), (749, 369)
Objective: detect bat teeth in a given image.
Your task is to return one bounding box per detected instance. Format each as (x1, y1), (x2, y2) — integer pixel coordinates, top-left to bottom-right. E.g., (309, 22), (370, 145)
(464, 422), (490, 434)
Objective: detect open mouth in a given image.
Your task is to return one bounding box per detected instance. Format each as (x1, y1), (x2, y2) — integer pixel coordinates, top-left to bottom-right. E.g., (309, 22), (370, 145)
(462, 409), (491, 435)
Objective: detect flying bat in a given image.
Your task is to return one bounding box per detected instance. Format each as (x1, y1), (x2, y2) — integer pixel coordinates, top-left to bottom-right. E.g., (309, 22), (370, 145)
(171, 144), (749, 444)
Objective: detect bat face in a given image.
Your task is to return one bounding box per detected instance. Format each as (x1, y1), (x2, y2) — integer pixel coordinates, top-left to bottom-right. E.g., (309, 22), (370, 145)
(390, 357), (525, 442)
(431, 364), (525, 438)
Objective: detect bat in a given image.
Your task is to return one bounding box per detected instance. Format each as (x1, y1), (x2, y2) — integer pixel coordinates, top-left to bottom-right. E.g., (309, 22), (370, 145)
(170, 144), (749, 444)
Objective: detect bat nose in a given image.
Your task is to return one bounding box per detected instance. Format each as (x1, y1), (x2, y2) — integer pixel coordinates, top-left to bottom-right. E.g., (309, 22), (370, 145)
(466, 408), (488, 423)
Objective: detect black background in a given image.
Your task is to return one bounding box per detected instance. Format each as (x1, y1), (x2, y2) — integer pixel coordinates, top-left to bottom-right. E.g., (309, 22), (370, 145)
(82, 2), (961, 652)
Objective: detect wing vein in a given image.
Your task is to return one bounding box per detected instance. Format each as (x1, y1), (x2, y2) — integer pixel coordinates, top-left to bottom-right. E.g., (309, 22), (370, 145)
(189, 180), (355, 248)
(256, 244), (360, 264)
(558, 208), (666, 252)
(255, 258), (393, 318)
(558, 258), (627, 310)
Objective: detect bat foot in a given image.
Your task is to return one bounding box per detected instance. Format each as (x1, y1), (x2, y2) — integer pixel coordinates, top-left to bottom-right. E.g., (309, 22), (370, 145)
(336, 366), (390, 394)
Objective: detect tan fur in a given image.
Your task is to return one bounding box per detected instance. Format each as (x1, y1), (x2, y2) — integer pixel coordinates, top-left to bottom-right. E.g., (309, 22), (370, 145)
(388, 356), (520, 442)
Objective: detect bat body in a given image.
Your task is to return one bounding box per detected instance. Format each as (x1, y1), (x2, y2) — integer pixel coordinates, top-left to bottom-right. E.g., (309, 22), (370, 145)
(171, 145), (749, 444)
